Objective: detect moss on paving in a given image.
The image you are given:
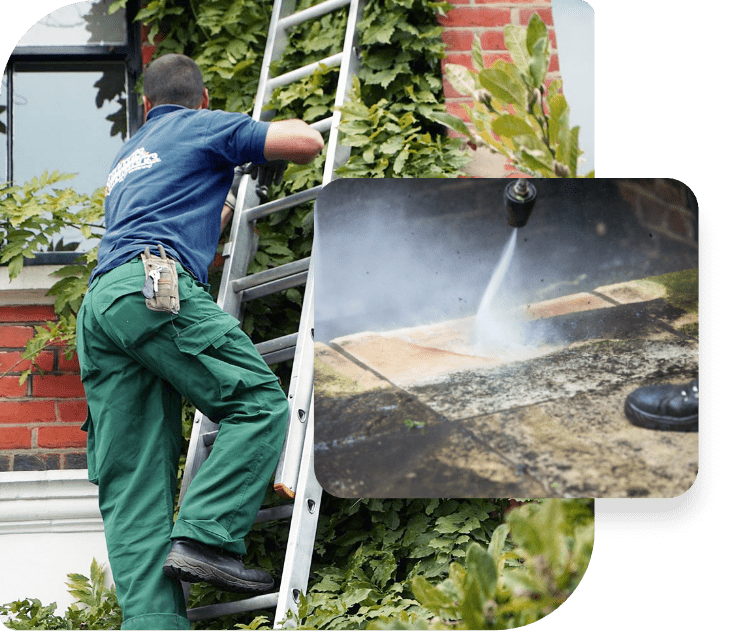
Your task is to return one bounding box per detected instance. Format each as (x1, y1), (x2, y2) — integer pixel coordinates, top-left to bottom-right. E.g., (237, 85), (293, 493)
(314, 356), (361, 398)
(646, 268), (698, 314)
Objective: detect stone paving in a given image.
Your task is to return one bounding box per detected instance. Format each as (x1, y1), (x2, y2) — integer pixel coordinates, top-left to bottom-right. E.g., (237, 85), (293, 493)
(314, 270), (699, 499)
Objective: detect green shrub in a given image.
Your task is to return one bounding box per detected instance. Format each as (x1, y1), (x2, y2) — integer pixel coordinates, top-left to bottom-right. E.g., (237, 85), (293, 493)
(371, 499), (594, 629)
(431, 13), (593, 178)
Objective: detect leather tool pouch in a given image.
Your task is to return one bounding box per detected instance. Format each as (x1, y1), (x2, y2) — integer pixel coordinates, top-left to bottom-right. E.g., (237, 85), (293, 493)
(140, 245), (180, 314)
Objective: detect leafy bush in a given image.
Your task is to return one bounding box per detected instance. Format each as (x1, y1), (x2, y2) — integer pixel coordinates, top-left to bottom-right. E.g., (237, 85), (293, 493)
(0, 559), (122, 630)
(372, 499), (594, 629)
(432, 13), (593, 178)
(0, 171), (104, 381)
(0, 500), (593, 630)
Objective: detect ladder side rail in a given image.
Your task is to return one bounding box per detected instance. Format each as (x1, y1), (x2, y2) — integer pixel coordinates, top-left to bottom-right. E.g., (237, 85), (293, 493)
(272, 261), (315, 497)
(272, 0), (363, 496)
(178, 411), (218, 505)
(274, 403), (321, 629)
(322, 0), (362, 184)
(251, 0), (297, 121)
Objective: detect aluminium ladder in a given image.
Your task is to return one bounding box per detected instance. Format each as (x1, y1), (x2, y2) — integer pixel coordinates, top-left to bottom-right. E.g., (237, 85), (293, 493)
(176, 0), (362, 626)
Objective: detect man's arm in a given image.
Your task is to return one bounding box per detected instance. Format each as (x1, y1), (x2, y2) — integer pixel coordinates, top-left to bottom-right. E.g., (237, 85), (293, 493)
(264, 119), (324, 164)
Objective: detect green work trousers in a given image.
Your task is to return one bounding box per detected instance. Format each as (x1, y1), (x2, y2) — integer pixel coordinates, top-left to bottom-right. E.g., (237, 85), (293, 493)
(76, 257), (289, 630)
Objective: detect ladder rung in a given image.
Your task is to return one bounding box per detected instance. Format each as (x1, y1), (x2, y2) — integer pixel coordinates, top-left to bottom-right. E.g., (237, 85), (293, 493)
(278, 0), (351, 31)
(254, 503), (294, 524)
(267, 52), (343, 92)
(187, 592), (281, 622)
(244, 186), (322, 222)
(239, 271), (307, 301)
(232, 258), (310, 293)
(261, 346), (296, 365)
(201, 430), (218, 447)
(311, 116), (333, 134)
(256, 333), (298, 356)
(257, 333), (298, 365)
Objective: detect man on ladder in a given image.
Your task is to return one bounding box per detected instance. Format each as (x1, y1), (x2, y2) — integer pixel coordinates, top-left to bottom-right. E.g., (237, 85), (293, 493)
(76, 53), (324, 630)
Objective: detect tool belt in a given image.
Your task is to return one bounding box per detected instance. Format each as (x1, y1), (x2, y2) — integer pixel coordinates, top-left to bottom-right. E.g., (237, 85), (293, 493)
(140, 245), (180, 314)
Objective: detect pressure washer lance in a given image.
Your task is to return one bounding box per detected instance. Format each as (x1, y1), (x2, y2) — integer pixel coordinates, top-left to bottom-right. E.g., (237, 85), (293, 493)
(504, 178), (538, 228)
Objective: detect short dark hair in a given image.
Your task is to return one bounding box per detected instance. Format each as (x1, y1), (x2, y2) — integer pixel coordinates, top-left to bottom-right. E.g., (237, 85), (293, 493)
(143, 54), (205, 109)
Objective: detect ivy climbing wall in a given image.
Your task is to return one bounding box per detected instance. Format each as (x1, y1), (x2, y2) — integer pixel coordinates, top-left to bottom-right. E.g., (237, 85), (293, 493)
(0, 0), (565, 469)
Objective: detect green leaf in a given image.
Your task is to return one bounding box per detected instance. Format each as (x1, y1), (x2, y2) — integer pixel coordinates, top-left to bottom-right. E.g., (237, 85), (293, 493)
(528, 37), (549, 88)
(526, 12), (549, 55)
(429, 111), (474, 140)
(491, 114), (537, 139)
(504, 24), (529, 76)
(466, 542), (498, 600)
(471, 34), (486, 74)
(7, 255), (24, 281)
(479, 63), (528, 111)
(445, 64), (477, 99)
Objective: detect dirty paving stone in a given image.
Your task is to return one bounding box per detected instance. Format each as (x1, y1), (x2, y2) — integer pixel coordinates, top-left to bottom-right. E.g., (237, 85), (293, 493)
(466, 375), (698, 497)
(408, 337), (698, 421)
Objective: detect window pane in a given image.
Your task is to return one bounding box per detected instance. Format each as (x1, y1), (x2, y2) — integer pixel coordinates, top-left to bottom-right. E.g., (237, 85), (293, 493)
(13, 64), (127, 249)
(17, 0), (126, 48)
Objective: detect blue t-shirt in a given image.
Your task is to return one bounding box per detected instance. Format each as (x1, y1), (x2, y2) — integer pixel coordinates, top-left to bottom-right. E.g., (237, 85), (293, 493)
(91, 104), (270, 284)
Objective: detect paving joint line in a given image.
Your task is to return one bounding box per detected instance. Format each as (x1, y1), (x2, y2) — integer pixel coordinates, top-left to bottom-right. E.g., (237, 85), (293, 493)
(589, 291), (698, 342)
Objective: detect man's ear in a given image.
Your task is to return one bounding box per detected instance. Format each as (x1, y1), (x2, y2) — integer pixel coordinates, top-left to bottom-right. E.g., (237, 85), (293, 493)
(143, 95), (154, 117)
(198, 88), (210, 110)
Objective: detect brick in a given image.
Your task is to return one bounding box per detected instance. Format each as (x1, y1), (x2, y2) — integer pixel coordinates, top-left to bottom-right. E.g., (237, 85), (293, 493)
(442, 30), (479, 52)
(549, 53), (559, 72)
(0, 400), (56, 424)
(0, 454), (10, 472)
(439, 8), (511, 29)
(33, 374), (85, 398)
(62, 452), (88, 470)
(480, 30), (506, 51)
(524, 292), (614, 321)
(0, 376), (28, 398)
(0, 427), (32, 449)
(520, 7), (553, 26)
(654, 179), (686, 206)
(37, 425), (87, 449)
(0, 326), (35, 348)
(58, 352), (80, 372)
(668, 209), (690, 238)
(0, 350), (54, 374)
(642, 197), (668, 226)
(58, 400), (88, 423)
(0, 305), (57, 323)
(14, 453), (61, 471)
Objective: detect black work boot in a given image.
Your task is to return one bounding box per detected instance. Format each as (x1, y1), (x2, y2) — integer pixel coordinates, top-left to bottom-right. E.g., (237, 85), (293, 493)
(624, 378), (698, 432)
(162, 538), (274, 593)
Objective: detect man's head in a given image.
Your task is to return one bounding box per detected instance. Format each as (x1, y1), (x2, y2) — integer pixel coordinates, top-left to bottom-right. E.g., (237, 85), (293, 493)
(143, 54), (209, 115)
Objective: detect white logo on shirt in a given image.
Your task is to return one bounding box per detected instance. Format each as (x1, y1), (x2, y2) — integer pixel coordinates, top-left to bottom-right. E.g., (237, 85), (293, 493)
(105, 148), (162, 196)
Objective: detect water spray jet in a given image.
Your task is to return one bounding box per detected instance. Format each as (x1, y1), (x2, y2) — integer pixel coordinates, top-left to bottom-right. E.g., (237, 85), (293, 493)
(472, 180), (540, 354)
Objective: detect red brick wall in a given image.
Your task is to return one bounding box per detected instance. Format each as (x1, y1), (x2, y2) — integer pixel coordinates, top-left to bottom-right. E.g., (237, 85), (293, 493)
(616, 179), (699, 247)
(0, 305), (87, 472)
(438, 0), (559, 177)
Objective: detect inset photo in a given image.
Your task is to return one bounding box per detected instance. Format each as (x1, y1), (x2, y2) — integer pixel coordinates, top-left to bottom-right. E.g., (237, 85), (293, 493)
(314, 178), (698, 498)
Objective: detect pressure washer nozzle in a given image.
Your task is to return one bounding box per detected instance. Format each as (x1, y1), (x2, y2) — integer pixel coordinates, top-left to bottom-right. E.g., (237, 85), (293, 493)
(504, 179), (537, 228)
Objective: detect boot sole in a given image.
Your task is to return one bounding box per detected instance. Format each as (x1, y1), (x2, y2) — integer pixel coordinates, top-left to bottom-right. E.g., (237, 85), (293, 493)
(624, 400), (698, 432)
(162, 552), (274, 593)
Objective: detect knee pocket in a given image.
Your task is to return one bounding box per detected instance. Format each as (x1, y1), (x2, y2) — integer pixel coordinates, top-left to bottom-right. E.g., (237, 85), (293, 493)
(173, 313), (281, 405)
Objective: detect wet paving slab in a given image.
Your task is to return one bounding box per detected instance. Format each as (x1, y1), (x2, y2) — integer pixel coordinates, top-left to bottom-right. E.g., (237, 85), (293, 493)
(314, 274), (699, 499)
